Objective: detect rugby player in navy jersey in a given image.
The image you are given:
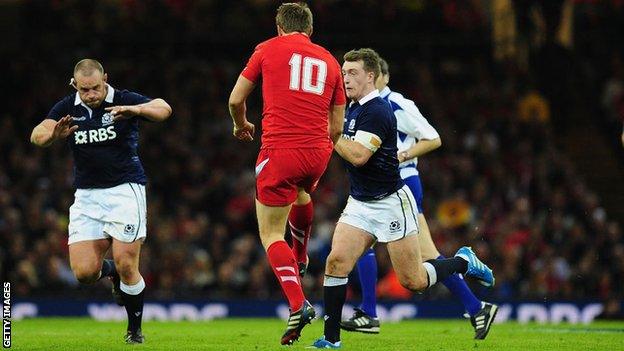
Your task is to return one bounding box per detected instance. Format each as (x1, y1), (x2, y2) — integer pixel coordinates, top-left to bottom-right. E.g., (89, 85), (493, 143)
(341, 58), (498, 339)
(30, 59), (172, 344)
(311, 49), (494, 349)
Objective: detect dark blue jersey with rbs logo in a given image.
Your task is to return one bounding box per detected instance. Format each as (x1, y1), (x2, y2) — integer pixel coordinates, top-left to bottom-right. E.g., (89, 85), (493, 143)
(342, 91), (403, 201)
(47, 85), (150, 189)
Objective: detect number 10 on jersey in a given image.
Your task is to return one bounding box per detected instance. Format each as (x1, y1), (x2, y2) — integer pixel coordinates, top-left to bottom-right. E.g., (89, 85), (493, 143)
(289, 53), (327, 95)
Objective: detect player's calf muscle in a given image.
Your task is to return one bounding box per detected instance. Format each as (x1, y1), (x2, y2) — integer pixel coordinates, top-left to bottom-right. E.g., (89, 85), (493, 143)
(325, 252), (354, 276)
(258, 232), (284, 249)
(397, 272), (428, 292)
(113, 250), (141, 282)
(114, 260), (139, 282)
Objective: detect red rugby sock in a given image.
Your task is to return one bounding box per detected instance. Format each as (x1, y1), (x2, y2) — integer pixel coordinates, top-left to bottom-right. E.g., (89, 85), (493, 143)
(288, 201), (313, 264)
(267, 240), (305, 311)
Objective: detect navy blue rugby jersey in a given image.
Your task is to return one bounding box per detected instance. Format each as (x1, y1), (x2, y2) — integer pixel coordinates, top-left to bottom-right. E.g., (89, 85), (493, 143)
(342, 90), (403, 201)
(46, 84), (150, 189)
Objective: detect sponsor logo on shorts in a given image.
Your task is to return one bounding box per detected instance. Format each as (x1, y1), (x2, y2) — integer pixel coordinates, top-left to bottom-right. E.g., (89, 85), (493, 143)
(124, 224), (137, 236)
(389, 220), (401, 233)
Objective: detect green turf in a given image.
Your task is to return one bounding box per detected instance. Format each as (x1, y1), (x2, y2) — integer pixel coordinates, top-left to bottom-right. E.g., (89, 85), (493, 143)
(10, 318), (624, 350)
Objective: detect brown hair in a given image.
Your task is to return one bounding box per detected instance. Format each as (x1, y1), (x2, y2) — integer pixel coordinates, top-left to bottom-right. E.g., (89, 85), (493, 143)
(343, 48), (382, 81)
(276, 2), (313, 35)
(73, 59), (104, 76)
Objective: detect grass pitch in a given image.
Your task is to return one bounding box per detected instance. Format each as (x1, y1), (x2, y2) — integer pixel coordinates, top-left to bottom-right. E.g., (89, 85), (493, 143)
(11, 318), (624, 350)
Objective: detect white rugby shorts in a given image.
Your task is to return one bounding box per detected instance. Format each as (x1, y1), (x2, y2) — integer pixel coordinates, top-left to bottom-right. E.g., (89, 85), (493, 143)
(338, 184), (419, 243)
(68, 183), (147, 245)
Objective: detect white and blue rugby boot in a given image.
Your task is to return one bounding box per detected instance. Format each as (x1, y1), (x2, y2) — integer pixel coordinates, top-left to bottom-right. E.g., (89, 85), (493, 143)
(455, 246), (495, 287)
(308, 336), (341, 349)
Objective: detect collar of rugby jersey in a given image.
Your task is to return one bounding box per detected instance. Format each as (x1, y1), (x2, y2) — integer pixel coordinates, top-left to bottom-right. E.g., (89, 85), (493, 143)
(358, 88), (380, 105)
(349, 89), (380, 107)
(74, 83), (115, 106)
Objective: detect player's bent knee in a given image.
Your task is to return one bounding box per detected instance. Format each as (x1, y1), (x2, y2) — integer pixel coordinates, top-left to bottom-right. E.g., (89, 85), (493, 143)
(72, 264), (101, 284)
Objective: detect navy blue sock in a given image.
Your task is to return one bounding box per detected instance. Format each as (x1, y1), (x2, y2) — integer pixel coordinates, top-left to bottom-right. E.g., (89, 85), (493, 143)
(122, 289), (144, 333)
(356, 248), (378, 317)
(438, 255), (482, 316)
(99, 259), (117, 280)
(323, 276), (348, 344)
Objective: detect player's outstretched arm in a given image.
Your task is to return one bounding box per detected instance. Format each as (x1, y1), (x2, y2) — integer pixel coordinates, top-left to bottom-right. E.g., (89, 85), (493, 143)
(106, 98), (172, 122)
(334, 137), (375, 167)
(228, 75), (256, 141)
(30, 115), (78, 147)
(398, 137), (442, 162)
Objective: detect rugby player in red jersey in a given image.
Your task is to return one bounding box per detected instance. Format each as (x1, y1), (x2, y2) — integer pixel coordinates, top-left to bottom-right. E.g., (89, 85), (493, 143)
(228, 2), (345, 345)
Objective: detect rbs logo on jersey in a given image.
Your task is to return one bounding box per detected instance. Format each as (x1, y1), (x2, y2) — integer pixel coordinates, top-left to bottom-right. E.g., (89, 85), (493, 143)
(74, 126), (117, 145)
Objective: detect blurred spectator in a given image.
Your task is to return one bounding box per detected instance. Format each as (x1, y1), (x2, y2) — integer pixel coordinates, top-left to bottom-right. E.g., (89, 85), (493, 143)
(1, 0), (622, 303)
(517, 89), (550, 123)
(596, 297), (624, 320)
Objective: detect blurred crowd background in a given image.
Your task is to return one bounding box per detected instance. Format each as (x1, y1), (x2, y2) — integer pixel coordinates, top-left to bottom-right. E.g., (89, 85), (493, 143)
(1, 0), (623, 311)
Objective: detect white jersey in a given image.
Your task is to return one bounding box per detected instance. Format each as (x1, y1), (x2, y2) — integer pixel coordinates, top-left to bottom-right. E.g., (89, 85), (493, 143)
(379, 86), (440, 178)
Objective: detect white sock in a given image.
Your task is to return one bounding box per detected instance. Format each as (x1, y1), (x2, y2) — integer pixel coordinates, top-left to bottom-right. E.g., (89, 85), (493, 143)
(120, 277), (145, 295)
(423, 262), (437, 288)
(323, 275), (348, 287)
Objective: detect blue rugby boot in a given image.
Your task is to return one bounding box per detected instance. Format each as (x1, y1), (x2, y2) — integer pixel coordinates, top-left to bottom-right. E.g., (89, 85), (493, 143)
(455, 246), (495, 287)
(308, 336), (341, 349)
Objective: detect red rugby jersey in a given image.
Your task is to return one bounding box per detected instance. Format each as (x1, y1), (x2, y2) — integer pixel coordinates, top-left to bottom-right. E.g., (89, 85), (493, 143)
(241, 33), (346, 149)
